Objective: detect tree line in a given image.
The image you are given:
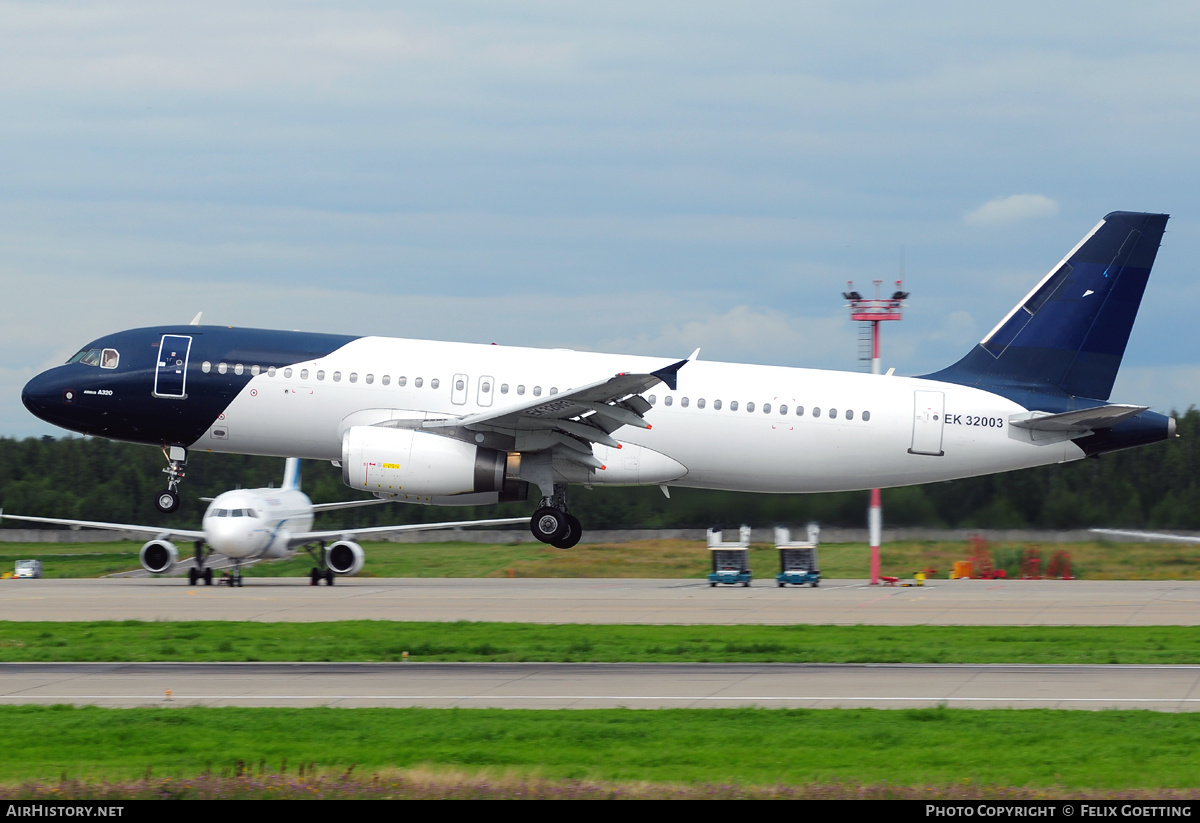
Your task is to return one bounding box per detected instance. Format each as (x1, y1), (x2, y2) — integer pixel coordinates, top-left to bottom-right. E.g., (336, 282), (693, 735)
(1, 407), (1197, 532)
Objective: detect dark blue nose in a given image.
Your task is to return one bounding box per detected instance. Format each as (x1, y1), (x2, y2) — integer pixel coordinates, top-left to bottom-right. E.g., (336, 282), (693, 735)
(22, 369), (75, 425)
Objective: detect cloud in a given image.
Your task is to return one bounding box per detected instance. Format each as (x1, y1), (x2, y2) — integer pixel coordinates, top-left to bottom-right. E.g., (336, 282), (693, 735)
(964, 194), (1060, 226)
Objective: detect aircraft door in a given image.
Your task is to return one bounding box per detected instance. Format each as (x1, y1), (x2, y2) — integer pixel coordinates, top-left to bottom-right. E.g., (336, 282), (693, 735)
(154, 335), (193, 399)
(451, 373), (469, 405)
(477, 375), (495, 407)
(908, 390), (945, 456)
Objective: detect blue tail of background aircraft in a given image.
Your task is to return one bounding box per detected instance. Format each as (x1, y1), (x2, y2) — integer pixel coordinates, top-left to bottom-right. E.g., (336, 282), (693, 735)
(925, 211), (1169, 402)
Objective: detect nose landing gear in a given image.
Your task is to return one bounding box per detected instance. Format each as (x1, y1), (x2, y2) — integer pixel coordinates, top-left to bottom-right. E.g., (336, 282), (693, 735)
(155, 445), (188, 514)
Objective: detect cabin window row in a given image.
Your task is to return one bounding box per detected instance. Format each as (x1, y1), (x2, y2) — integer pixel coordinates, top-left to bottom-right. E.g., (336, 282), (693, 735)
(646, 394), (870, 421)
(199, 362), (561, 397)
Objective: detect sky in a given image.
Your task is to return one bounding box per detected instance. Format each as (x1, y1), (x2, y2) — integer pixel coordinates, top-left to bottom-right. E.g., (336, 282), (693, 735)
(3, 1), (1200, 437)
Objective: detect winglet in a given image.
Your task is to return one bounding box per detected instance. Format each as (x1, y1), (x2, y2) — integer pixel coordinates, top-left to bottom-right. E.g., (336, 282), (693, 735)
(651, 358), (690, 391)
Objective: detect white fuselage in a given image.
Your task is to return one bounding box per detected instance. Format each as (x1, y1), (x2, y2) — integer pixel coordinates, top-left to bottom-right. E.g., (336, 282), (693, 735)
(201, 487), (314, 559)
(195, 336), (1085, 495)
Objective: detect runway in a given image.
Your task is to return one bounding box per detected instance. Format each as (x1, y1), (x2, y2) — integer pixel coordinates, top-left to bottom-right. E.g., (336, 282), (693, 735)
(5, 662), (1200, 710)
(3, 577), (1200, 625)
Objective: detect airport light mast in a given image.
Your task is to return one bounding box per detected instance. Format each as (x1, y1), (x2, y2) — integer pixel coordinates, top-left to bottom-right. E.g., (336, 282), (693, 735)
(843, 279), (908, 585)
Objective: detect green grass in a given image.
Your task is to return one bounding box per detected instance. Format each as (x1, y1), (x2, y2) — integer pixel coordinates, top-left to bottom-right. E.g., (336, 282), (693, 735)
(4, 537), (1199, 580)
(1, 705), (1198, 789)
(4, 621), (1200, 663)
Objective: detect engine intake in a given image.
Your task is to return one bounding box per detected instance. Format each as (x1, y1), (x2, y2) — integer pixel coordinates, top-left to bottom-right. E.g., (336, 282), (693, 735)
(342, 426), (507, 498)
(326, 540), (365, 576)
(140, 539), (179, 574)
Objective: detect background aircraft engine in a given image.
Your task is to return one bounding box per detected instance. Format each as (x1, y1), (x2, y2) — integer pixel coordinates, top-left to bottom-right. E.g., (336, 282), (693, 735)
(326, 540), (365, 576)
(342, 426), (507, 497)
(140, 539), (178, 574)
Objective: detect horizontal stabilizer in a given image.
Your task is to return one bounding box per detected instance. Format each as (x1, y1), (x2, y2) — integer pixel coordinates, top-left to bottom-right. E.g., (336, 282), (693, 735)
(1009, 404), (1148, 433)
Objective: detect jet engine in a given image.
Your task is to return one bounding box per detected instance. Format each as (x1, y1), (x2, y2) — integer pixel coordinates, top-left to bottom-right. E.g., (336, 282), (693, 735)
(326, 540), (365, 576)
(140, 539), (179, 574)
(341, 426), (508, 499)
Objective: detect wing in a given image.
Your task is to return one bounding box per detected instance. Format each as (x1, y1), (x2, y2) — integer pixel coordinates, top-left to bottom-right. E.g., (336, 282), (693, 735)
(1091, 528), (1200, 543)
(287, 516), (529, 546)
(411, 356), (691, 472)
(0, 511), (205, 542)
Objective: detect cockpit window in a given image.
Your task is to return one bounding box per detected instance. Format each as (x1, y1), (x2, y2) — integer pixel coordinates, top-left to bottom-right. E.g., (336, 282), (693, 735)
(67, 347), (120, 368)
(68, 348), (102, 366)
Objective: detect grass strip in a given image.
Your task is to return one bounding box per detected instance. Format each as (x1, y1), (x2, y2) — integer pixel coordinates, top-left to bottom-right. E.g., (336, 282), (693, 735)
(1, 705), (1198, 790)
(3, 621), (1200, 663)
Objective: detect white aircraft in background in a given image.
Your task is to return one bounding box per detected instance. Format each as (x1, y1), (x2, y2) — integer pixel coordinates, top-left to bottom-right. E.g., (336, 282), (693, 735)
(1, 458), (525, 586)
(20, 212), (1178, 550)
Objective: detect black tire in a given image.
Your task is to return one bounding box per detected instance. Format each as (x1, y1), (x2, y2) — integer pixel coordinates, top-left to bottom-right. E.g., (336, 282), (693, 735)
(530, 507), (568, 544)
(154, 489), (180, 514)
(310, 568), (320, 586)
(552, 515), (583, 550)
(188, 568), (199, 586)
(325, 569), (335, 586)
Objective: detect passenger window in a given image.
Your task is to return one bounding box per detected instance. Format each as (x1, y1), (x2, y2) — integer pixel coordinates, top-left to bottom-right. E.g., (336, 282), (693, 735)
(796, 406), (804, 416)
(251, 365), (260, 376)
(664, 395), (673, 406)
(268, 366), (276, 377)
(846, 409), (854, 420)
(415, 377), (423, 388)
(648, 394), (656, 405)
(456, 379), (465, 391)
(431, 378), (440, 389)
(350, 373), (358, 383)
(365, 374), (373, 384)
(763, 403), (771, 414)
(382, 375), (390, 385)
(813, 407), (821, 418)
(517, 385), (525, 395)
(300, 369), (308, 379)
(500, 384), (509, 394)
(681, 397), (689, 408)
(398, 377), (407, 387)
(862, 411), (871, 422)
(533, 386), (542, 397)
(234, 364), (244, 375)
(730, 401), (738, 411)
(747, 402), (755, 413)
(218, 363), (228, 375)
(714, 399), (722, 410)
(317, 370), (325, 381)
(284, 368), (293, 378)
(550, 387), (558, 395)
(779, 405), (787, 415)
(697, 398), (705, 409)
(830, 408), (838, 419)
(202, 361), (211, 374)
(332, 371), (341, 382)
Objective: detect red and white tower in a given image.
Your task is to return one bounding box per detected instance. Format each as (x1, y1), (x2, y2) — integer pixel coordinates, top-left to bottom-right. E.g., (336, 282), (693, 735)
(843, 279), (908, 585)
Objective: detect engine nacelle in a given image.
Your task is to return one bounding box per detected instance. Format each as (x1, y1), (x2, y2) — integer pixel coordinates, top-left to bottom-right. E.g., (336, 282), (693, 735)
(140, 539), (179, 574)
(326, 540), (365, 576)
(342, 426), (507, 500)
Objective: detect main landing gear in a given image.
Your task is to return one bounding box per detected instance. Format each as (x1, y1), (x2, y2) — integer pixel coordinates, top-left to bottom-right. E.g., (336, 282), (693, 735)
(529, 483), (582, 550)
(155, 445), (188, 514)
(187, 541), (214, 587)
(305, 543), (336, 586)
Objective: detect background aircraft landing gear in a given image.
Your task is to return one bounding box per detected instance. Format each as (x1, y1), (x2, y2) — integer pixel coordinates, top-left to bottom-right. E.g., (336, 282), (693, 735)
(188, 541), (214, 586)
(155, 445), (188, 514)
(306, 543), (337, 585)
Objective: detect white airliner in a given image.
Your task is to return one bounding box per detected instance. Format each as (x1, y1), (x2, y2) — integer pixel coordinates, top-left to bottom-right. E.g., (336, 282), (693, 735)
(1, 459), (525, 586)
(19, 212), (1177, 549)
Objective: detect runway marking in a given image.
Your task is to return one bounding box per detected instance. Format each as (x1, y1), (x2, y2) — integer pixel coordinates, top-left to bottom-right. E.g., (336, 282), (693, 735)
(6, 695), (1200, 703)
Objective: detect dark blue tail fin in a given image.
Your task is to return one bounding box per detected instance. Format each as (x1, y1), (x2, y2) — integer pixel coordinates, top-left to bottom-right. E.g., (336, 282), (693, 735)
(923, 211), (1169, 401)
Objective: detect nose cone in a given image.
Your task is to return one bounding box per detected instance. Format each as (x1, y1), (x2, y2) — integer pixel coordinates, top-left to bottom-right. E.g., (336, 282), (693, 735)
(22, 369), (73, 423)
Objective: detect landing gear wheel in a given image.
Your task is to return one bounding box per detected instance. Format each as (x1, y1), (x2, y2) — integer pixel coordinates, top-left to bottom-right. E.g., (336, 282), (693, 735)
(154, 489), (180, 514)
(188, 568), (199, 586)
(325, 569), (335, 586)
(203, 568), (213, 586)
(310, 568), (321, 586)
(551, 514), (583, 550)
(530, 507), (568, 544)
